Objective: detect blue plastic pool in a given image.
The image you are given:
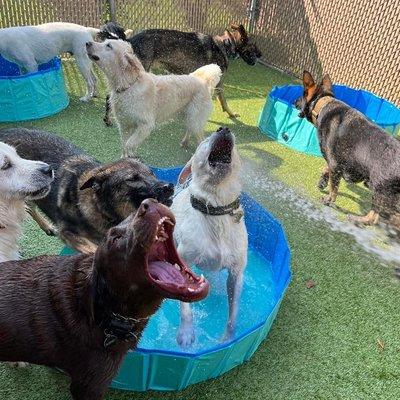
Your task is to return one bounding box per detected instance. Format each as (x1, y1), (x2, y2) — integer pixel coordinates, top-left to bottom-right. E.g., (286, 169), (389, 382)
(258, 84), (400, 156)
(0, 55), (69, 122)
(61, 166), (291, 392)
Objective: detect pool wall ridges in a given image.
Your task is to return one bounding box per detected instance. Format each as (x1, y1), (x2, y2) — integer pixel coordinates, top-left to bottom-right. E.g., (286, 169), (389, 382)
(258, 84), (400, 157)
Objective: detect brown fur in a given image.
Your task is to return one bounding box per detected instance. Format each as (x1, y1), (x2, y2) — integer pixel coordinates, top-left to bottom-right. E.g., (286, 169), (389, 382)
(0, 200), (205, 400)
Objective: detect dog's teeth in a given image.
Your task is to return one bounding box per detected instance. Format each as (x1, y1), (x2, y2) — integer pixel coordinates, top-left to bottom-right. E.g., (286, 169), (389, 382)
(174, 263), (180, 271)
(200, 274), (205, 282)
(188, 287), (195, 292)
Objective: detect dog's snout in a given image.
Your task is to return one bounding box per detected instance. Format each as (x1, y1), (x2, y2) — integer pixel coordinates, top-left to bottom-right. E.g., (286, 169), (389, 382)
(138, 198), (158, 216)
(86, 42), (93, 48)
(216, 126), (231, 137)
(40, 165), (53, 177)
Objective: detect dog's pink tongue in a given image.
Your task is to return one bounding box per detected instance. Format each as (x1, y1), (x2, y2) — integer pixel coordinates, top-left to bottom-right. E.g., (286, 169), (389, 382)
(148, 261), (186, 284)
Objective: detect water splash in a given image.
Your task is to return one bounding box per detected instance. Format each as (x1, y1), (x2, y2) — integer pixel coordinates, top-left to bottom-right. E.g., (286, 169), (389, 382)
(242, 158), (400, 264)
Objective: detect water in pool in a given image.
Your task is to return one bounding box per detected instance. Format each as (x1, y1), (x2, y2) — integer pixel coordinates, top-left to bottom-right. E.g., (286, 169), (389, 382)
(138, 248), (276, 353)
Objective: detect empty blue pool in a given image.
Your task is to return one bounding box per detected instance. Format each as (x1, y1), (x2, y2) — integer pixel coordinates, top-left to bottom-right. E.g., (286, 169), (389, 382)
(258, 84), (400, 156)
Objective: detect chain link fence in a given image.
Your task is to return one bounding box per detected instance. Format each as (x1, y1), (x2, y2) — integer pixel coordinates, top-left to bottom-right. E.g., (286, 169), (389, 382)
(0, 0), (399, 105)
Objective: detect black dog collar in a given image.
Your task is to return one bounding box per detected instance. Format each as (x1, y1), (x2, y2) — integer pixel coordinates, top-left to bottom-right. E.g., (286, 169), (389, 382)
(190, 195), (243, 223)
(102, 312), (149, 348)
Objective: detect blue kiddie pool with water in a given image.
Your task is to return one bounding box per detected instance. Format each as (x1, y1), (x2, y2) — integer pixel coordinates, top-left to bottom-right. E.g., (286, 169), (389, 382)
(258, 84), (400, 156)
(0, 55), (69, 122)
(61, 166), (291, 392)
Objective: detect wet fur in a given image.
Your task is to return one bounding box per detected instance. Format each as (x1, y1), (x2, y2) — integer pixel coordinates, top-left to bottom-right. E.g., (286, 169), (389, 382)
(0, 22), (100, 102)
(0, 128), (174, 253)
(172, 128), (248, 346)
(296, 71), (400, 231)
(99, 23), (262, 123)
(87, 40), (221, 155)
(0, 141), (53, 262)
(0, 207), (167, 400)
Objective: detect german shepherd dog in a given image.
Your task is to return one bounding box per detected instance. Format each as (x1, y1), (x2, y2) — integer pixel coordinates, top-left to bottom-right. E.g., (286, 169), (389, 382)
(0, 128), (174, 253)
(295, 71), (400, 232)
(0, 199), (209, 400)
(99, 23), (262, 124)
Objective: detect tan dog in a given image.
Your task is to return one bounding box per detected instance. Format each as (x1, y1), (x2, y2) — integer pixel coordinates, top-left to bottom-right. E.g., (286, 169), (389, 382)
(86, 39), (221, 156)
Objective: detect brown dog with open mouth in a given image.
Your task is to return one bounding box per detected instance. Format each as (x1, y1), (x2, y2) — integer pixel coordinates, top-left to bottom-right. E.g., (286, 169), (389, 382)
(0, 199), (209, 400)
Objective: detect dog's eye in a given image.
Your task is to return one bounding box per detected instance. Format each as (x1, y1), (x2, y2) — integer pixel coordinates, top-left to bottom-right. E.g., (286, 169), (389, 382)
(1, 158), (11, 170)
(106, 43), (113, 49)
(126, 175), (140, 183)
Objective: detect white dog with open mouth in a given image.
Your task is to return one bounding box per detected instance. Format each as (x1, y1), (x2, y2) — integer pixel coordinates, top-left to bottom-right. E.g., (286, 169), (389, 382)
(172, 127), (248, 347)
(86, 39), (222, 156)
(0, 22), (100, 101)
(0, 142), (54, 262)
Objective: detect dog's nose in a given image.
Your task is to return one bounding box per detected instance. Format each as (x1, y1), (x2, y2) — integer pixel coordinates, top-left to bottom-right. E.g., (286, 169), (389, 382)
(40, 165), (54, 177)
(138, 198), (158, 216)
(162, 183), (174, 194)
(216, 126), (231, 135)
(86, 42), (92, 48)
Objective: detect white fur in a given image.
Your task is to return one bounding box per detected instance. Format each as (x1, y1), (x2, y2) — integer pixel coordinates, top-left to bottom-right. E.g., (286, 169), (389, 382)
(0, 22), (100, 101)
(171, 132), (248, 347)
(0, 142), (53, 262)
(87, 39), (222, 155)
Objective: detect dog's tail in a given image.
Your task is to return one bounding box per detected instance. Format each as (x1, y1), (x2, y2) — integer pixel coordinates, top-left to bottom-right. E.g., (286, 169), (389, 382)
(190, 64), (222, 93)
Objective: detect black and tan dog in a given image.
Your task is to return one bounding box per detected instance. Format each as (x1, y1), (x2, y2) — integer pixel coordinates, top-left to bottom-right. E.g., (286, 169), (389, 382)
(295, 71), (400, 232)
(0, 199), (209, 400)
(99, 22), (262, 124)
(0, 128), (174, 252)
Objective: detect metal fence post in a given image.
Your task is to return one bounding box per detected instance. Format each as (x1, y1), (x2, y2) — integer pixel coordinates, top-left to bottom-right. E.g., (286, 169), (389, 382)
(108, 0), (117, 22)
(248, 0), (258, 33)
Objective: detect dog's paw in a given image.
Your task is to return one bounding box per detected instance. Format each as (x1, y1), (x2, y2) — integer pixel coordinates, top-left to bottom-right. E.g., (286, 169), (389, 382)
(177, 326), (195, 348)
(79, 95), (91, 102)
(45, 228), (58, 237)
(320, 195), (333, 206)
(228, 112), (240, 119)
(220, 329), (234, 343)
(8, 362), (29, 368)
(317, 177), (329, 191)
(103, 117), (113, 127)
(180, 138), (189, 149)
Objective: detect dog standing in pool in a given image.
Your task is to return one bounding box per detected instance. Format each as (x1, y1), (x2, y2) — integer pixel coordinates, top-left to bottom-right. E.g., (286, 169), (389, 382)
(172, 127), (248, 347)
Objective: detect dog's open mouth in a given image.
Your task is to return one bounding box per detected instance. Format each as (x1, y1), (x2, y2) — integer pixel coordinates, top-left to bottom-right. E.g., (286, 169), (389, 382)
(146, 215), (209, 302)
(87, 53), (99, 61)
(25, 185), (51, 200)
(208, 130), (234, 167)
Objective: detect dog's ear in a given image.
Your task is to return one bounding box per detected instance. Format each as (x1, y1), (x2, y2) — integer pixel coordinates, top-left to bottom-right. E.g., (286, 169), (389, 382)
(178, 158), (193, 185)
(230, 23), (248, 44)
(121, 51), (140, 73)
(302, 70), (315, 89)
(321, 74), (332, 90)
(80, 175), (103, 191)
(125, 29), (134, 39)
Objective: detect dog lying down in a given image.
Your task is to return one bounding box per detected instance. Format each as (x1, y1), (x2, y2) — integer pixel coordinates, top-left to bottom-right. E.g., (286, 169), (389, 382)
(0, 142), (53, 263)
(0, 22), (102, 102)
(86, 39), (222, 155)
(172, 127), (248, 346)
(0, 128), (174, 253)
(0, 199), (209, 400)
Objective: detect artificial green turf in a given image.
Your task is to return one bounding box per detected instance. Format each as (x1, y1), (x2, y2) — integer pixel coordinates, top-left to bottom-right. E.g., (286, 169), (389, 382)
(1, 59), (399, 400)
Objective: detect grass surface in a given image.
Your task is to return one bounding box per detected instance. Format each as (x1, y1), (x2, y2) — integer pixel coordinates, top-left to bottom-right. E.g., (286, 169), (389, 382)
(1, 59), (400, 400)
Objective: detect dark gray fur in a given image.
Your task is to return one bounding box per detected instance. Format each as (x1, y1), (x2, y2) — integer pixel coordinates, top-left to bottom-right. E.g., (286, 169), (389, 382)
(0, 128), (174, 251)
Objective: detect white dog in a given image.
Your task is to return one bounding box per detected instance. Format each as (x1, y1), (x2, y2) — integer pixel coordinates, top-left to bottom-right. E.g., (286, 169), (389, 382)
(172, 127), (248, 347)
(0, 142), (54, 263)
(86, 39), (222, 155)
(0, 22), (100, 101)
